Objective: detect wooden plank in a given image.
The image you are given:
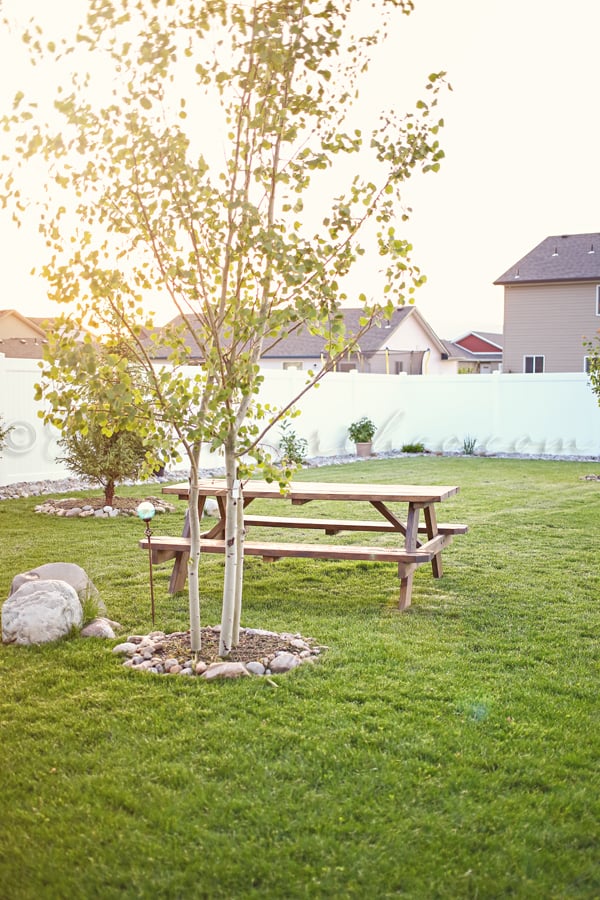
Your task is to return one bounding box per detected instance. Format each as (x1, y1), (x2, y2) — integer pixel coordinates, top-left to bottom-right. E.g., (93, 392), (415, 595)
(163, 479), (460, 504)
(243, 515), (467, 535)
(139, 535), (435, 565)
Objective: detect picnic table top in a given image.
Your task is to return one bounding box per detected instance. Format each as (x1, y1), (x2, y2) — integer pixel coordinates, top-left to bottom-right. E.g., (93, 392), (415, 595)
(163, 478), (460, 504)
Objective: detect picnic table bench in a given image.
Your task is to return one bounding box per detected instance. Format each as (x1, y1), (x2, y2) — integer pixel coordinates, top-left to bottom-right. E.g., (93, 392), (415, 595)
(139, 478), (467, 610)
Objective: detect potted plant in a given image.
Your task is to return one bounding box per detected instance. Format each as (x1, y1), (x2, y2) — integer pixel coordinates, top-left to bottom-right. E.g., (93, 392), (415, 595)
(348, 416), (376, 457)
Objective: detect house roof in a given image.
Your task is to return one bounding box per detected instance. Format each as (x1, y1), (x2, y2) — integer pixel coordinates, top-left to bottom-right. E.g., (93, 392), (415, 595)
(0, 309), (48, 338)
(0, 337), (48, 358)
(147, 306), (451, 361)
(494, 233), (600, 285)
(453, 331), (503, 351)
(262, 307), (415, 358)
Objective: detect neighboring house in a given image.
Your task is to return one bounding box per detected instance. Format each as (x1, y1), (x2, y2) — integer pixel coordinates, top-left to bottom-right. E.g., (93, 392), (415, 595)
(494, 232), (600, 373)
(147, 306), (460, 375)
(0, 310), (50, 359)
(449, 331), (503, 374)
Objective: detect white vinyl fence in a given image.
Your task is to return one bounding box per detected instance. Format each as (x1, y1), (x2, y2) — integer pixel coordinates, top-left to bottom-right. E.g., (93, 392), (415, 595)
(0, 358), (598, 486)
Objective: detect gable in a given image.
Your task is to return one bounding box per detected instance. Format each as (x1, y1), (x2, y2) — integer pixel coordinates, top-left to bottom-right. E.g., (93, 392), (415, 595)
(0, 310), (48, 340)
(454, 333), (503, 353)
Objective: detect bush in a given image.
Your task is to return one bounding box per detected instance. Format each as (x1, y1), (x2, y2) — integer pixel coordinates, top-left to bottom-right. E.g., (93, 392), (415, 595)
(0, 415), (11, 458)
(462, 435), (477, 455)
(58, 425), (149, 505)
(401, 442), (425, 453)
(278, 421), (308, 466)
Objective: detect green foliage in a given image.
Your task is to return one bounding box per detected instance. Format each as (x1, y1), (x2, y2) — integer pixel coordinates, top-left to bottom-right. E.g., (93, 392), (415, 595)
(1, 0), (449, 649)
(58, 425), (148, 506)
(278, 420), (308, 467)
(462, 434), (477, 455)
(0, 415), (11, 458)
(348, 416), (376, 443)
(401, 441), (425, 453)
(585, 334), (600, 405)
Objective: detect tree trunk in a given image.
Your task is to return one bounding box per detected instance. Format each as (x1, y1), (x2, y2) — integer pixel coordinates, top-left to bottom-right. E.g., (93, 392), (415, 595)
(219, 440), (240, 657)
(187, 443), (202, 655)
(232, 482), (245, 646)
(104, 479), (115, 506)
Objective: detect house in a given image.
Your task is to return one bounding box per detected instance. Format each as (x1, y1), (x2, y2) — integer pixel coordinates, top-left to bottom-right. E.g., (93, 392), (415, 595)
(494, 233), (600, 373)
(0, 309), (51, 359)
(449, 331), (503, 374)
(147, 306), (460, 375)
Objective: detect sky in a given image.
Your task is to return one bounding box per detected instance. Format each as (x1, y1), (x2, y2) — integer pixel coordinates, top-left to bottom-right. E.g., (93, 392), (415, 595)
(1, 0), (599, 340)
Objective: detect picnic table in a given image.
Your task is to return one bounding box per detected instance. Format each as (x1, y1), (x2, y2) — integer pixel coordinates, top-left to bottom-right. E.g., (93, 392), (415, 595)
(139, 478), (467, 610)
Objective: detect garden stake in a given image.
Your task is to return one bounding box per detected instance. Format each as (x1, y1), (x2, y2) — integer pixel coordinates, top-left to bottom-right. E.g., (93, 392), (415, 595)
(136, 501), (156, 625)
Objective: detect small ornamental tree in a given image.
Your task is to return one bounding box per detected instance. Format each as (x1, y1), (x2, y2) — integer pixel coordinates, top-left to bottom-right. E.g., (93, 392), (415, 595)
(2, 0), (448, 657)
(37, 322), (165, 505)
(58, 426), (148, 506)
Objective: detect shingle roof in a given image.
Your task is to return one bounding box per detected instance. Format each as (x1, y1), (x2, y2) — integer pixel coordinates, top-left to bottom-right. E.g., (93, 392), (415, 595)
(0, 337), (47, 358)
(494, 233), (600, 284)
(262, 307), (413, 358)
(149, 307), (417, 360)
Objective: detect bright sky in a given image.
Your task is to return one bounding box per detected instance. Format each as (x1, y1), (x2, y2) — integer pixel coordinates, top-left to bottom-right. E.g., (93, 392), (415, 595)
(1, 0), (599, 339)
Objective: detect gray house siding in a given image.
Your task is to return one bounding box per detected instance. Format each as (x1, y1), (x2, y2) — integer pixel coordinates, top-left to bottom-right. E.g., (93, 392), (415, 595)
(503, 282), (599, 373)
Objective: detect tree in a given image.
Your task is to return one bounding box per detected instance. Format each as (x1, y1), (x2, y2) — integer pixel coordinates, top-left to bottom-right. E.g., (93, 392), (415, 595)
(2, 0), (448, 657)
(0, 415), (11, 458)
(585, 334), (600, 405)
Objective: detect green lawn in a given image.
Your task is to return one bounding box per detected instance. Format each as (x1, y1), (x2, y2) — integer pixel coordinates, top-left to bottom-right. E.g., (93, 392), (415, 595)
(0, 456), (599, 899)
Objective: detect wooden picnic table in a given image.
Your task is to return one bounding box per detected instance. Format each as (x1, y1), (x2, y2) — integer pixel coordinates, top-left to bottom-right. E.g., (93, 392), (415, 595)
(140, 478), (467, 610)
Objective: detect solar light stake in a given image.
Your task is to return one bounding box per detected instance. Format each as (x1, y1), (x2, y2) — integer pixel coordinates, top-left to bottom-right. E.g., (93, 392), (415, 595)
(136, 501), (156, 625)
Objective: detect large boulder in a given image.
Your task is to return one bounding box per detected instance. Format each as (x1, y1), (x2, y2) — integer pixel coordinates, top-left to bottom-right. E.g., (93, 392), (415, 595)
(2, 579), (83, 645)
(9, 563), (102, 610)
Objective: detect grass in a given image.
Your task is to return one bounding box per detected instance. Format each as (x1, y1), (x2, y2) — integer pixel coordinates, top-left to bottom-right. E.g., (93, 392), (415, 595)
(0, 456), (599, 899)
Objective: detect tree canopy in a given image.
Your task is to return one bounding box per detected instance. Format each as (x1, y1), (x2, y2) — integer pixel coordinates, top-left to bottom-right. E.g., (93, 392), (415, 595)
(1, 0), (449, 655)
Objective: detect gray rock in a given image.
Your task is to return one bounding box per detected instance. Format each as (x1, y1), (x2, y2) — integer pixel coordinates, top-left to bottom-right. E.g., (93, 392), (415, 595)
(81, 617), (120, 639)
(245, 661), (266, 676)
(202, 662), (250, 681)
(112, 641), (139, 656)
(270, 652), (302, 674)
(9, 563), (101, 609)
(2, 579), (82, 645)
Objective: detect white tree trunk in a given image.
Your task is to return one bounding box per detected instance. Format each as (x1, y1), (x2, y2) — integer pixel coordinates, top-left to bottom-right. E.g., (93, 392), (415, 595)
(219, 442), (239, 657)
(232, 483), (245, 646)
(187, 444), (202, 654)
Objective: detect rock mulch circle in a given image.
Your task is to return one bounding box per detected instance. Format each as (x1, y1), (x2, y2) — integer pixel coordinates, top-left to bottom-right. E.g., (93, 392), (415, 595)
(113, 626), (327, 680)
(34, 495), (176, 518)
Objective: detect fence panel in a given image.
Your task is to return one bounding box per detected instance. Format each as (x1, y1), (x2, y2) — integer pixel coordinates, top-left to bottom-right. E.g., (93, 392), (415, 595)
(1, 359), (598, 486)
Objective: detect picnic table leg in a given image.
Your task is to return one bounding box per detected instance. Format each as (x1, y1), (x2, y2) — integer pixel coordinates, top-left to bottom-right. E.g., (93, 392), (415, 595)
(397, 503), (420, 610)
(398, 562), (417, 610)
(423, 503), (443, 578)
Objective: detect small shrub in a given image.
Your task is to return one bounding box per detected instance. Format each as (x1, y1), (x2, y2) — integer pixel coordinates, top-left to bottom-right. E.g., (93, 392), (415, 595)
(278, 421), (308, 466)
(462, 435), (477, 455)
(401, 441), (425, 453)
(0, 415), (11, 458)
(348, 417), (376, 443)
(58, 424), (149, 505)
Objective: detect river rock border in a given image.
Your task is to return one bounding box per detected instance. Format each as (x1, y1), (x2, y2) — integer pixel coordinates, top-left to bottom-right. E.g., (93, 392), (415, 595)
(113, 626), (327, 680)
(34, 496), (175, 518)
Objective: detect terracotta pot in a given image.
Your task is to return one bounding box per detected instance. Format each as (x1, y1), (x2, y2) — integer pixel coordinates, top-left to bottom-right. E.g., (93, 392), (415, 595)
(355, 441), (372, 458)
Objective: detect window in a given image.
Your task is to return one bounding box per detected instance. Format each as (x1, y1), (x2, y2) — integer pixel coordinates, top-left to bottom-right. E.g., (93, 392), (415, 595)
(524, 355), (544, 373)
(596, 285), (600, 316)
(584, 356), (591, 374)
(283, 361), (303, 371)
